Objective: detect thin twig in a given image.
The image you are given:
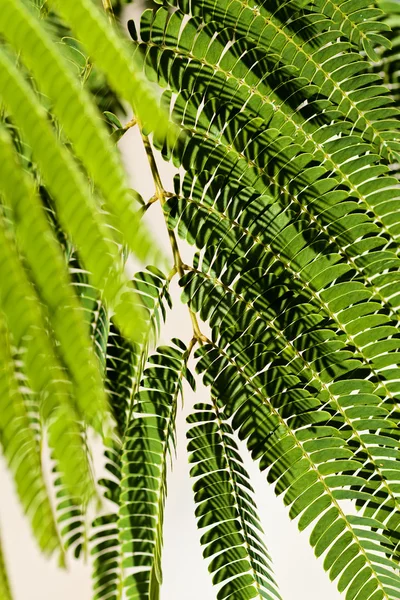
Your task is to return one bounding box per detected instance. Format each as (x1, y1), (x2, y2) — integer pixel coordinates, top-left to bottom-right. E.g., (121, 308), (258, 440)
(102, 0), (115, 24)
(141, 131), (207, 344)
(122, 116), (137, 132)
(100, 2), (205, 346)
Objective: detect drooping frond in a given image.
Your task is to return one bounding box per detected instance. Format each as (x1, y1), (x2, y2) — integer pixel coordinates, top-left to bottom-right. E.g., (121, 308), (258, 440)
(195, 340), (400, 600)
(151, 0), (400, 162)
(105, 266), (172, 435)
(105, 324), (138, 440)
(187, 398), (281, 600)
(50, 0), (168, 137)
(0, 0), (163, 268)
(0, 532), (12, 600)
(38, 2), (129, 117)
(171, 171), (400, 548)
(91, 449), (123, 600)
(52, 469), (86, 561)
(90, 269), (172, 600)
(174, 181), (400, 586)
(11, 347), (41, 443)
(68, 253), (109, 375)
(0, 45), (145, 344)
(90, 325), (137, 600)
(0, 311), (61, 557)
(0, 124), (107, 431)
(119, 341), (193, 600)
(0, 198), (94, 502)
(0, 286), (86, 562)
(133, 8), (400, 313)
(91, 511), (122, 600)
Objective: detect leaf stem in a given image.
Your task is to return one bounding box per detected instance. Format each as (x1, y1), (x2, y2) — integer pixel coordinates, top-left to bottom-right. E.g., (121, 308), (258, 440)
(140, 131), (206, 345)
(99, 1), (206, 346)
(122, 116), (137, 131)
(102, 0), (115, 23)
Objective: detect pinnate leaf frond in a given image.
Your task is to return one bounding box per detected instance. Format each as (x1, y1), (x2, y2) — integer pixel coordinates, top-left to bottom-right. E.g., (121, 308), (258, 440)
(188, 397), (281, 600)
(119, 341), (192, 600)
(0, 312), (61, 557)
(2, 0), (400, 598)
(0, 532), (12, 600)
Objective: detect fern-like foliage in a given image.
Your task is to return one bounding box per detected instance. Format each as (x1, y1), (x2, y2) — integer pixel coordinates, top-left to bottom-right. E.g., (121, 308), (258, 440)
(119, 340), (193, 600)
(128, 1), (400, 598)
(0, 532), (12, 600)
(0, 0), (166, 573)
(0, 311), (60, 556)
(2, 0), (400, 599)
(90, 267), (173, 600)
(188, 398), (281, 600)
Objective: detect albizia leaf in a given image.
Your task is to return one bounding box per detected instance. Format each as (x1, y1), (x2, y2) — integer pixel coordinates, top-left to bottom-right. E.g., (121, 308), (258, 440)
(0, 311), (61, 557)
(0, 43), (146, 345)
(0, 532), (12, 600)
(0, 0), (164, 268)
(187, 397), (281, 600)
(0, 124), (107, 432)
(119, 341), (192, 600)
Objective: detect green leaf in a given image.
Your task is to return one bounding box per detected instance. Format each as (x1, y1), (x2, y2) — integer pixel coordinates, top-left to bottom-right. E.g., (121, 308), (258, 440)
(50, 0), (169, 138)
(0, 43), (145, 344)
(0, 206), (93, 502)
(119, 342), (189, 600)
(0, 313), (61, 557)
(0, 532), (12, 600)
(0, 124), (107, 432)
(0, 0), (164, 269)
(195, 339), (400, 599)
(188, 398), (281, 600)
(103, 110), (123, 129)
(2, 0), (400, 597)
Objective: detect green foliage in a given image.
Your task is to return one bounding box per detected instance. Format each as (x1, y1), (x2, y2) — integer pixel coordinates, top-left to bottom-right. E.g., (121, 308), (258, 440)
(0, 312), (60, 556)
(1, 0), (155, 267)
(188, 398), (281, 600)
(129, 0), (400, 597)
(90, 269), (173, 600)
(1, 0), (400, 599)
(119, 340), (192, 600)
(0, 533), (12, 600)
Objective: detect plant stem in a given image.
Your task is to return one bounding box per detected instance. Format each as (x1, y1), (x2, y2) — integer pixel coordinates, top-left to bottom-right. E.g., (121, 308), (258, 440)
(122, 116), (137, 131)
(102, 0), (115, 23)
(141, 132), (206, 344)
(141, 135), (164, 199)
(99, 1), (206, 346)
